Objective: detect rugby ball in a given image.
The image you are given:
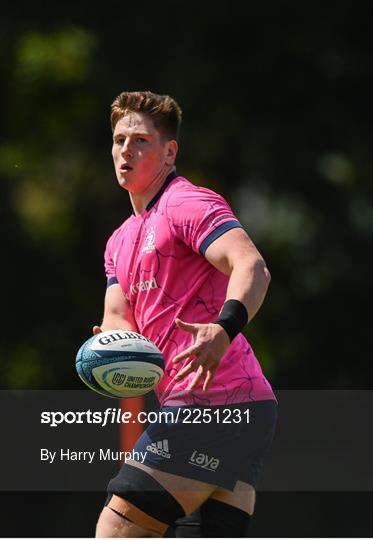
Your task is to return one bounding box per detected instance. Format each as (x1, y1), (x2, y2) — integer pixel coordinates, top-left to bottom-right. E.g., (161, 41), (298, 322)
(76, 330), (164, 398)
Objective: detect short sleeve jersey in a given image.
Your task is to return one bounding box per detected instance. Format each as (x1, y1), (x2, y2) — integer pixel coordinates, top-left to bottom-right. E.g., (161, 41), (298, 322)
(104, 173), (275, 406)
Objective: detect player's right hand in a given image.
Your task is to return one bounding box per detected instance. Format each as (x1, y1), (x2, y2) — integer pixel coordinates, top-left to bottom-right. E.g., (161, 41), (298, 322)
(172, 319), (230, 392)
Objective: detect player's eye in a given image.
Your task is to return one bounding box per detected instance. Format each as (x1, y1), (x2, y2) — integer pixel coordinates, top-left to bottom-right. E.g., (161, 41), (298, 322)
(135, 137), (147, 143)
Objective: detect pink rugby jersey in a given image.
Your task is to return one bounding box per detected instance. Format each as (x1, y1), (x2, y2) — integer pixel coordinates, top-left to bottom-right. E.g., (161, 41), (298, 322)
(104, 172), (275, 406)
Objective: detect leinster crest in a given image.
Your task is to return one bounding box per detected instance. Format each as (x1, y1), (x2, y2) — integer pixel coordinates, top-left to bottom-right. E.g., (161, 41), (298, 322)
(142, 227), (156, 253)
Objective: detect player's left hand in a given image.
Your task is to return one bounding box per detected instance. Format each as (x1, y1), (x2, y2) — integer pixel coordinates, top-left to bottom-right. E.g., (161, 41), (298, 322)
(172, 319), (230, 392)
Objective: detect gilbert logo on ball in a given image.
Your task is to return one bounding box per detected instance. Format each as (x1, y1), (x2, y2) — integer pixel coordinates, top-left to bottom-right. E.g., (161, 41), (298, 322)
(76, 330), (164, 398)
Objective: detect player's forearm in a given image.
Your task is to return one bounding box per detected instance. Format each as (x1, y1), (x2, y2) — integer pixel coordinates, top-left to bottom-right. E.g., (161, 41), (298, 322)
(225, 257), (271, 323)
(99, 283), (138, 332)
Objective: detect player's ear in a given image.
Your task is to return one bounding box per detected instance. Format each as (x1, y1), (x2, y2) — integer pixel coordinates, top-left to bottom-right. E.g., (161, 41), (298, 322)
(165, 140), (178, 166)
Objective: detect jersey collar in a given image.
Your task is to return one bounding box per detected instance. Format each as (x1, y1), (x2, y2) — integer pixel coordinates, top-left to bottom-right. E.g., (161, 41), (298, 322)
(145, 169), (178, 212)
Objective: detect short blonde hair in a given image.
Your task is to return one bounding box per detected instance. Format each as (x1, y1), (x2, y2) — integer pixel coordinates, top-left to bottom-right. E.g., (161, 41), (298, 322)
(111, 91), (182, 141)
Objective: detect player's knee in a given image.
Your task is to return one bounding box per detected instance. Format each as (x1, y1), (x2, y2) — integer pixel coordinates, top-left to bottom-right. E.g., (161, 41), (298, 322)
(95, 506), (159, 538)
(95, 506), (129, 538)
(200, 499), (252, 538)
(102, 464), (186, 537)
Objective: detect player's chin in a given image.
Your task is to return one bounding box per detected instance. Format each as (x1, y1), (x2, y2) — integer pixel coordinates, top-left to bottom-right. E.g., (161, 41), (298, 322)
(117, 174), (130, 190)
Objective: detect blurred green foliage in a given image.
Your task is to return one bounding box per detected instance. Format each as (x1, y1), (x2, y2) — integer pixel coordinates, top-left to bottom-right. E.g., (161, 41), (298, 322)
(1, 1), (372, 390)
(15, 28), (95, 85)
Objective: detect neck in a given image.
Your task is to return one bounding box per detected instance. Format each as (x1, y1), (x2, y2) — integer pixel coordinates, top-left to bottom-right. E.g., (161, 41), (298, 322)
(129, 165), (175, 215)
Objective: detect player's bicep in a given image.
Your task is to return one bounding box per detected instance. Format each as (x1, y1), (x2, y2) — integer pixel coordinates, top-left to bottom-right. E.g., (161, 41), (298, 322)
(204, 227), (265, 276)
(103, 284), (136, 327)
(104, 283), (126, 313)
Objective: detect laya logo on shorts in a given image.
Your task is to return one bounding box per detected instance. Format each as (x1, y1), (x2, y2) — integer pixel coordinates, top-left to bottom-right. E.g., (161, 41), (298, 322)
(146, 439), (171, 459)
(189, 450), (220, 471)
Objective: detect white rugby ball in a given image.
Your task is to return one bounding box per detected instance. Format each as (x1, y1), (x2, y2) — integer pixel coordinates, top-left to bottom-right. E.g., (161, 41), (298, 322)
(76, 330), (164, 398)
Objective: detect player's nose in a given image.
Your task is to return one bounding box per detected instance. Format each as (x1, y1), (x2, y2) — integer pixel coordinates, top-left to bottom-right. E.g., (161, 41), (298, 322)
(121, 139), (133, 158)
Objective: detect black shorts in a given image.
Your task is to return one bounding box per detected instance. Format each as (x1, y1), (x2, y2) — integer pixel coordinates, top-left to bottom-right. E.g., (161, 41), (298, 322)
(109, 400), (277, 491)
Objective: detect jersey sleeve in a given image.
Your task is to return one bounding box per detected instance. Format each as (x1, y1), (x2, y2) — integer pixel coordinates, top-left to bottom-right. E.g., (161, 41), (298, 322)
(166, 184), (243, 256)
(104, 232), (119, 287)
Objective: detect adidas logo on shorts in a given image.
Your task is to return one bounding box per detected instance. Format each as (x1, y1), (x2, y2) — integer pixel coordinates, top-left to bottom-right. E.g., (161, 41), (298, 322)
(146, 439), (171, 459)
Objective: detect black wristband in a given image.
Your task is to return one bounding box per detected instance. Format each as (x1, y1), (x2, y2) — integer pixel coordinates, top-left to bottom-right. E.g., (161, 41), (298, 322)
(214, 299), (248, 342)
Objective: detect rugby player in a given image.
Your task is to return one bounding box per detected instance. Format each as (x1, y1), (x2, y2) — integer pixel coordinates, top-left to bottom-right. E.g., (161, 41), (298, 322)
(94, 91), (277, 538)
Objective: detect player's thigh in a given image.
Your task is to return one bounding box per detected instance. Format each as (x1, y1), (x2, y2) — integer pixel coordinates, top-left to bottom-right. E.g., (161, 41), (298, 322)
(126, 458), (215, 514)
(210, 479), (256, 515)
(96, 506), (160, 538)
